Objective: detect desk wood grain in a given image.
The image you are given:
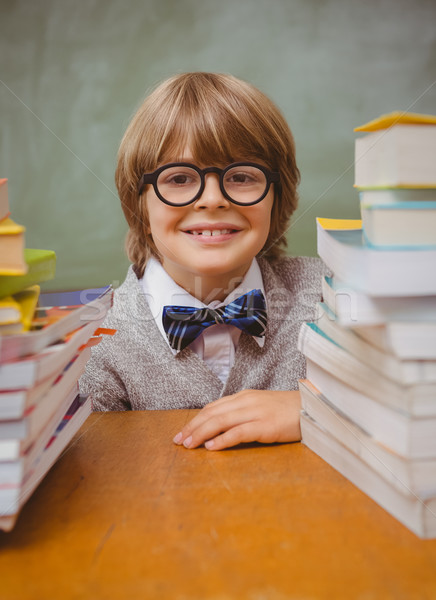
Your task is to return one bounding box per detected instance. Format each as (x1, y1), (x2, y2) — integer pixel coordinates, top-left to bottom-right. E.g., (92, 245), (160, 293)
(1, 410), (436, 599)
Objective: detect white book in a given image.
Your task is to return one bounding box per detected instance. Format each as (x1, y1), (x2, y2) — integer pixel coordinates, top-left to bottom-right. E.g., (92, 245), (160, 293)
(0, 318), (100, 390)
(0, 346), (91, 441)
(299, 379), (436, 498)
(358, 188), (436, 206)
(314, 302), (436, 384)
(298, 321), (436, 417)
(0, 394), (91, 527)
(306, 359), (436, 459)
(354, 125), (436, 188)
(354, 322), (436, 361)
(0, 372), (58, 421)
(301, 413), (436, 539)
(361, 201), (436, 248)
(0, 383), (79, 463)
(316, 218), (436, 296)
(322, 275), (436, 328)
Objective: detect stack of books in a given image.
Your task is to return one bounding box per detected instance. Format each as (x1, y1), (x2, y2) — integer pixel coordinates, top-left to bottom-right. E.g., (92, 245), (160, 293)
(0, 179), (114, 531)
(297, 112), (436, 539)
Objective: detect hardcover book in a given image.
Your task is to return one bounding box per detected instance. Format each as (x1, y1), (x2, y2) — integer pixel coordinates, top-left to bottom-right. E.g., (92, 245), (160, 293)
(0, 248), (56, 300)
(0, 218), (26, 275)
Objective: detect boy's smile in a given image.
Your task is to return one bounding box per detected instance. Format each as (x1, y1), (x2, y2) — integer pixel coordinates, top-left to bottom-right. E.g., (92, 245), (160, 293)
(144, 153), (274, 301)
(181, 222), (242, 242)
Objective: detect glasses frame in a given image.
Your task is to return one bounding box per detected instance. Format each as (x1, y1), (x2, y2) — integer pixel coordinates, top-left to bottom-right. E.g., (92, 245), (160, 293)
(137, 162), (281, 207)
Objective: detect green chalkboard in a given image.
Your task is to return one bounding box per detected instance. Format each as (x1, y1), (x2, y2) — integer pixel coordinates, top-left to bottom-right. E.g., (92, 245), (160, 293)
(1, 0), (435, 290)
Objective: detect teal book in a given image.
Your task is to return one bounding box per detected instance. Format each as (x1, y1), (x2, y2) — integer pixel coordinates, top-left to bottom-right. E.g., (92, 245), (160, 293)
(0, 249), (56, 299)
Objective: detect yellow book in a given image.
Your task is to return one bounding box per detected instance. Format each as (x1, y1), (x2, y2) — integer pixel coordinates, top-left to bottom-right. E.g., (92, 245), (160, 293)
(316, 217), (362, 230)
(14, 285), (41, 331)
(0, 285), (40, 334)
(355, 111), (436, 132)
(0, 217), (27, 275)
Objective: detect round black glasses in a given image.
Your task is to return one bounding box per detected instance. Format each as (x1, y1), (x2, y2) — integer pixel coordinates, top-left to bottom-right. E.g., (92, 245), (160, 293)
(137, 162), (281, 206)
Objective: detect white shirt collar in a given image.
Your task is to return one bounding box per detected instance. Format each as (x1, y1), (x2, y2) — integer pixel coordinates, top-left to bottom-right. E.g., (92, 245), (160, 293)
(140, 257), (266, 352)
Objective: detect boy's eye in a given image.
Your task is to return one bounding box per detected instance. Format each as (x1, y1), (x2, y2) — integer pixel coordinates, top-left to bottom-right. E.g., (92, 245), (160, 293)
(169, 174), (191, 185)
(225, 168), (263, 186)
(159, 169), (199, 187)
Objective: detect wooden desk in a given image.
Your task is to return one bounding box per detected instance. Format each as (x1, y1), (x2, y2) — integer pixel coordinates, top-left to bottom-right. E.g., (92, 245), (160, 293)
(1, 410), (436, 599)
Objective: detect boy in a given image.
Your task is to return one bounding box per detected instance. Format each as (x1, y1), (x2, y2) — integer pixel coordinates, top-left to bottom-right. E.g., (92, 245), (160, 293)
(79, 72), (327, 451)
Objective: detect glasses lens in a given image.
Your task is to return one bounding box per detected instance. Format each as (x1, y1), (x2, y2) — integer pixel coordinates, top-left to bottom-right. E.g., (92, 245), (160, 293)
(156, 166), (201, 205)
(223, 165), (267, 204)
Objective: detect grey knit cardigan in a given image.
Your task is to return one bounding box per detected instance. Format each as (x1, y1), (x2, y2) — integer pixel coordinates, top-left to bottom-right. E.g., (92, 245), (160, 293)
(79, 256), (327, 411)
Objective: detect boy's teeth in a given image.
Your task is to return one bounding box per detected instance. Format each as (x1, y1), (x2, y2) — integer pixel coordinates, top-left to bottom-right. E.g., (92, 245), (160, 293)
(190, 229), (232, 236)
(192, 229), (230, 235)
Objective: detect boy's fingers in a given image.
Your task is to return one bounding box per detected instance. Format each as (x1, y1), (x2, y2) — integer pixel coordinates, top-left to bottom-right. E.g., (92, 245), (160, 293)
(173, 394), (245, 444)
(180, 407), (259, 449)
(172, 390), (302, 450)
(205, 423), (262, 451)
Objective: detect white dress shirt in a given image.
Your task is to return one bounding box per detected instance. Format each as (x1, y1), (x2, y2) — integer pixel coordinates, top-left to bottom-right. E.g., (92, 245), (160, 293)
(140, 257), (266, 385)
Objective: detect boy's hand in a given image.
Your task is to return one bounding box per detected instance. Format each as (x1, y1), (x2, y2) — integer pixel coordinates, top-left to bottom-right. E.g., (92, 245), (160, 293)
(173, 390), (301, 451)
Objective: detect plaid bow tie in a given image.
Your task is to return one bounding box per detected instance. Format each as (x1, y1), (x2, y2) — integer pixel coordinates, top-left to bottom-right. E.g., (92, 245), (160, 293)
(162, 289), (267, 352)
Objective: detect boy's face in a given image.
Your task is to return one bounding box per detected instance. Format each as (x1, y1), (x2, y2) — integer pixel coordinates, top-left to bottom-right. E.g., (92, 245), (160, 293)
(145, 149), (274, 300)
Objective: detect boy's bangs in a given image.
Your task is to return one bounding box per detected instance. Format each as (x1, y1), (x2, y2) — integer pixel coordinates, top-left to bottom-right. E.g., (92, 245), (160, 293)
(158, 105), (265, 167)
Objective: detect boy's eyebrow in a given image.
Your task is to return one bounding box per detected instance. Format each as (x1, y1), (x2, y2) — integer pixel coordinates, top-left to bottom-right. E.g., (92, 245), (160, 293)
(157, 155), (195, 165)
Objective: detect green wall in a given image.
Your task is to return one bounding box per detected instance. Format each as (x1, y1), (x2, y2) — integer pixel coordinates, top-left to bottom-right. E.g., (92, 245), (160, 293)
(1, 0), (435, 290)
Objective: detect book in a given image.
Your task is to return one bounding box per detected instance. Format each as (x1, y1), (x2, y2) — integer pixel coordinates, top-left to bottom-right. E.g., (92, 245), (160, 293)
(0, 383), (79, 464)
(0, 388), (90, 488)
(321, 275), (436, 327)
(354, 112), (436, 188)
(0, 179), (10, 222)
(11, 285), (40, 331)
(0, 346), (91, 444)
(298, 110), (436, 541)
(305, 359), (436, 459)
(0, 296), (21, 326)
(0, 345), (90, 422)
(300, 411), (436, 539)
(0, 371), (58, 424)
(354, 322), (436, 361)
(298, 321), (436, 417)
(314, 302), (436, 384)
(0, 393), (91, 527)
(358, 187), (436, 206)
(0, 218), (26, 275)
(354, 111), (436, 132)
(0, 248), (56, 300)
(316, 218), (436, 296)
(0, 318), (101, 390)
(0, 285), (40, 335)
(0, 284), (113, 362)
(299, 379), (436, 498)
(361, 201), (436, 248)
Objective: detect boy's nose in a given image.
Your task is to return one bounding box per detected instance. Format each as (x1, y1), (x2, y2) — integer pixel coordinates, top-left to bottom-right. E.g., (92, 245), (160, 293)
(194, 173), (230, 209)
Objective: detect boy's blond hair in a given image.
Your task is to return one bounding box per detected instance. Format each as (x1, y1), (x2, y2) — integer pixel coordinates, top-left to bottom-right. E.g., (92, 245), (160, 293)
(115, 72), (300, 277)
